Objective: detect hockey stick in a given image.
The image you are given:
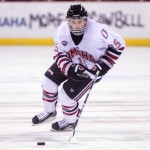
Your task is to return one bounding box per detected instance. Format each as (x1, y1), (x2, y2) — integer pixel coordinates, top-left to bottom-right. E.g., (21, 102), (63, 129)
(68, 71), (100, 142)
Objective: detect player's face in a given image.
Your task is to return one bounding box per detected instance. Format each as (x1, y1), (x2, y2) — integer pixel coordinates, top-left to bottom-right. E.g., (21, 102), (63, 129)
(69, 18), (86, 30)
(68, 18), (87, 35)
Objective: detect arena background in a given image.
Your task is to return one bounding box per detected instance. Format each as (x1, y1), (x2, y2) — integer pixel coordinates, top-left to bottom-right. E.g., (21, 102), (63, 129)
(0, 1), (150, 46)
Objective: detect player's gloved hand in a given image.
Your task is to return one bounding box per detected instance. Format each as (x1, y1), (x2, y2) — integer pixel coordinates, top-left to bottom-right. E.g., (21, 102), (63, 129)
(90, 62), (110, 82)
(67, 64), (89, 81)
(91, 62), (110, 76)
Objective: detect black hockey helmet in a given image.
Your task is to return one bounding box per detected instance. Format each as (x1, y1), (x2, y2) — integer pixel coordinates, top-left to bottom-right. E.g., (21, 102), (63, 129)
(66, 4), (88, 36)
(66, 4), (88, 19)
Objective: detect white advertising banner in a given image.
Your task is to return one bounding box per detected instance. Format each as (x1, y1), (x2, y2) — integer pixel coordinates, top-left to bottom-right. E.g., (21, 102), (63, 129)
(0, 2), (149, 45)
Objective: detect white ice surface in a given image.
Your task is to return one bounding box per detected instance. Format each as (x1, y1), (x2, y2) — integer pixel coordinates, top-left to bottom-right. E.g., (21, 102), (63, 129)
(0, 46), (150, 150)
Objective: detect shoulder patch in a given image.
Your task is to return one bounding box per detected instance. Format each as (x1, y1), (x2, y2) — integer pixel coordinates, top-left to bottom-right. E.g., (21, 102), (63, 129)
(61, 41), (68, 46)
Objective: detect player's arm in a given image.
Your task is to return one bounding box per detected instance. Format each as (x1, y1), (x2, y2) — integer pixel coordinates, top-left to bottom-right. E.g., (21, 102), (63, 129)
(53, 43), (89, 81)
(90, 27), (126, 80)
(53, 43), (72, 76)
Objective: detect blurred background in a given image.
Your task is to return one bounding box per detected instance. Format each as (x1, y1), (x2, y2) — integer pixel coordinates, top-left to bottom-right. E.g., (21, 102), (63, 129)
(0, 0), (150, 46)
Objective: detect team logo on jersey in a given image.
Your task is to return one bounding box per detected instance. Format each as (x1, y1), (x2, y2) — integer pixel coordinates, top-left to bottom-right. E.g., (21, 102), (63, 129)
(67, 47), (95, 63)
(61, 41), (68, 46)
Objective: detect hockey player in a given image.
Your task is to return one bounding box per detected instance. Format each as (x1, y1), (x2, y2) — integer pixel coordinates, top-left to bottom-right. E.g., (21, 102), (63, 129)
(32, 4), (125, 131)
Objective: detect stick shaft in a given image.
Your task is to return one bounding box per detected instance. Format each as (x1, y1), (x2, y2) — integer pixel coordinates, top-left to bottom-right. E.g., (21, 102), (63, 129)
(68, 71), (100, 142)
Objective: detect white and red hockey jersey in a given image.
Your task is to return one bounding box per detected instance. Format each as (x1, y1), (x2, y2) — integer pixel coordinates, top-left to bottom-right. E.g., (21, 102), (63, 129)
(53, 19), (125, 76)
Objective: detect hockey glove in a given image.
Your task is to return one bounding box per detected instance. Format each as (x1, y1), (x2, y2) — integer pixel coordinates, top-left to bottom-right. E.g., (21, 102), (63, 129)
(67, 64), (89, 81)
(90, 62), (110, 82)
